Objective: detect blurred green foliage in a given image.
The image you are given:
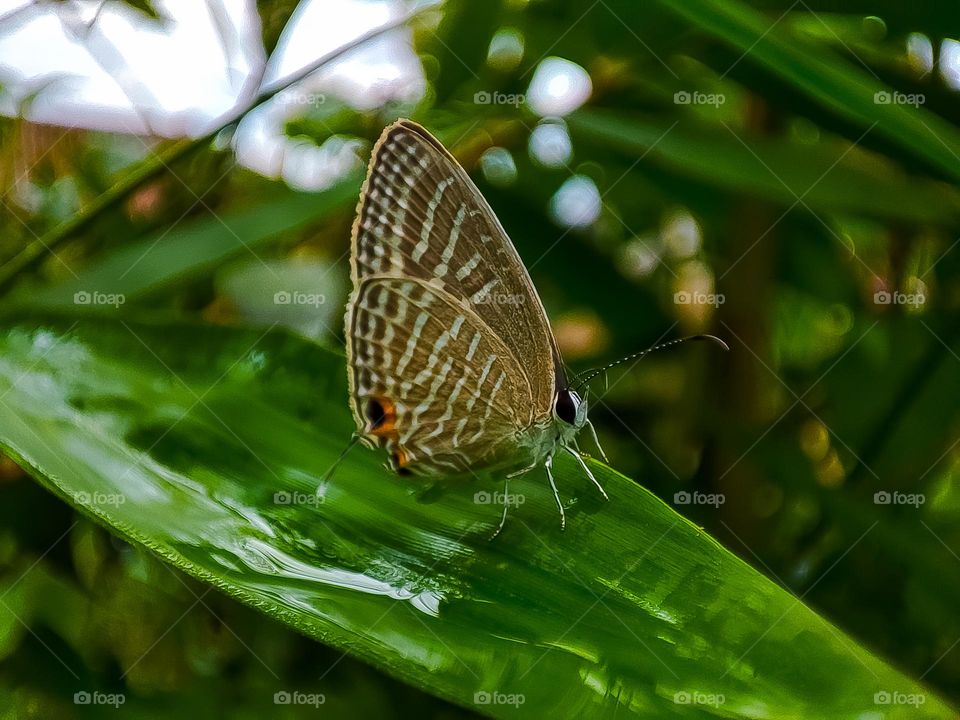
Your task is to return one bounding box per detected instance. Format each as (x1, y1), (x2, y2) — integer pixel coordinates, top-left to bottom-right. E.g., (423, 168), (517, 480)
(1, 0), (960, 717)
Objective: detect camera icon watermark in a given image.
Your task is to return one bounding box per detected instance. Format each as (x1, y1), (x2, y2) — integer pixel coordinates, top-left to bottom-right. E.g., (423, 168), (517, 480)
(873, 290), (925, 307)
(873, 490), (925, 508)
(273, 490), (325, 506)
(273, 290), (326, 307)
(674, 90), (726, 107)
(474, 490), (525, 508)
(673, 690), (725, 708)
(873, 90), (925, 107)
(273, 690), (326, 707)
(674, 490), (725, 508)
(73, 491), (126, 507)
(474, 292), (526, 306)
(674, 291), (725, 308)
(473, 690), (525, 707)
(473, 90), (525, 107)
(277, 90), (326, 107)
(874, 690), (925, 706)
(73, 290), (125, 308)
(74, 690), (126, 708)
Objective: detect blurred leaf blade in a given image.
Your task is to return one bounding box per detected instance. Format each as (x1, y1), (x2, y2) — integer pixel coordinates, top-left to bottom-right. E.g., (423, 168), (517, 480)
(570, 109), (960, 224)
(655, 0), (960, 182)
(17, 172), (362, 308)
(0, 314), (953, 719)
(427, 0), (504, 102)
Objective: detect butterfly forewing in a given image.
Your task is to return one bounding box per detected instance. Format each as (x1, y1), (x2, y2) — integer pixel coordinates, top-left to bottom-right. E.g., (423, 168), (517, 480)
(350, 120), (562, 412)
(348, 276), (534, 475)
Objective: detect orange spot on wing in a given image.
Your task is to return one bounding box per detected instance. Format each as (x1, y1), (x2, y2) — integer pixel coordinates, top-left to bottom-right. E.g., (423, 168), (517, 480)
(367, 396), (398, 438)
(393, 447), (410, 468)
(364, 396), (413, 476)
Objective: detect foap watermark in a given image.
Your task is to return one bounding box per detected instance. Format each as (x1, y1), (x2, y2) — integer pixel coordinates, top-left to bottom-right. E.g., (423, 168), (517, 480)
(474, 490), (525, 508)
(473, 690), (525, 708)
(873, 290), (925, 307)
(74, 691), (125, 708)
(674, 691), (725, 708)
(273, 490), (325, 507)
(277, 90), (326, 107)
(474, 90), (525, 107)
(74, 491), (126, 507)
(74, 290), (125, 308)
(874, 90), (925, 107)
(674, 291), (725, 308)
(474, 292), (526, 306)
(674, 90), (726, 107)
(874, 690), (925, 707)
(873, 490), (925, 508)
(674, 490), (725, 508)
(274, 290), (326, 307)
(273, 691), (326, 707)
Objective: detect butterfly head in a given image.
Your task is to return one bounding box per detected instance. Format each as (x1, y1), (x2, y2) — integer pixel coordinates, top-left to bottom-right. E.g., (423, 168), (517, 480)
(553, 388), (588, 431)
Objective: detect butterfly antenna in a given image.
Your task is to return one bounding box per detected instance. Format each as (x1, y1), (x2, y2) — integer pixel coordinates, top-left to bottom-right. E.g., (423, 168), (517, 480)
(320, 434), (362, 484)
(572, 334), (729, 393)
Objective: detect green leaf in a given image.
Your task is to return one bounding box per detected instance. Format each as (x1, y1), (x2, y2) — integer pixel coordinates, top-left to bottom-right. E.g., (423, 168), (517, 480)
(569, 110), (960, 225)
(654, 0), (960, 183)
(0, 314), (953, 719)
(426, 0), (505, 102)
(117, 0), (163, 20)
(17, 173), (362, 309)
(256, 0), (301, 56)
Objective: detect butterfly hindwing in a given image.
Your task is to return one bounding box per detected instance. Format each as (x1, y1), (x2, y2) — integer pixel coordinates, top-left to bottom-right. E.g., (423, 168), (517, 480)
(347, 275), (535, 476)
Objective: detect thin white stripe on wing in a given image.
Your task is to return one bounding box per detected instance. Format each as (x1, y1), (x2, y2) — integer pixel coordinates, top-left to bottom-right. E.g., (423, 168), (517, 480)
(395, 311), (429, 376)
(412, 177), (455, 262)
(434, 203), (467, 278)
(455, 251), (482, 281)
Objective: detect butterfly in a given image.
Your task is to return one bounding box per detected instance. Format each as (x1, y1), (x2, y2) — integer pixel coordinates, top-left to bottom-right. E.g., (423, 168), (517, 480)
(339, 119), (725, 535)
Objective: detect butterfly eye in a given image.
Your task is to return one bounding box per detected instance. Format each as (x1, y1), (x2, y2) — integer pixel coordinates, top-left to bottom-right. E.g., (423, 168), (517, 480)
(554, 390), (580, 425)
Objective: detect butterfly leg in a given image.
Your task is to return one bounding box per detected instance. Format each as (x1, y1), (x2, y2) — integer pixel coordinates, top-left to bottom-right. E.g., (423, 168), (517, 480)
(585, 419), (609, 464)
(564, 444), (609, 501)
(489, 477), (511, 541)
(544, 453), (566, 530)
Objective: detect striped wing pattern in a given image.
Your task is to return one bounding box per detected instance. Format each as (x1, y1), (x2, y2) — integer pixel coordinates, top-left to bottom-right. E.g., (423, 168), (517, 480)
(348, 276), (534, 475)
(345, 120), (560, 476)
(350, 120), (561, 411)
